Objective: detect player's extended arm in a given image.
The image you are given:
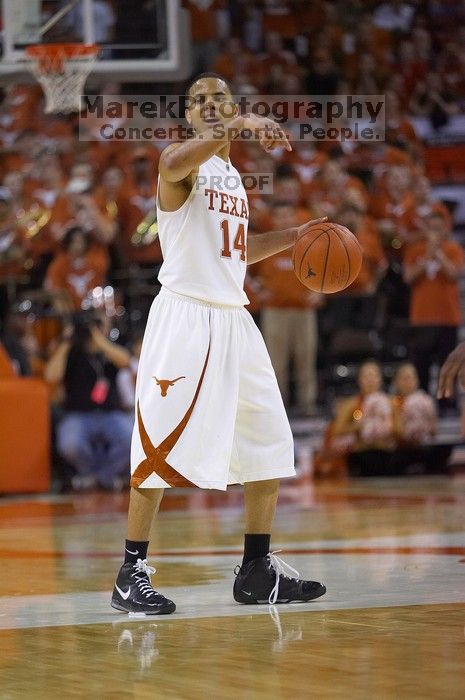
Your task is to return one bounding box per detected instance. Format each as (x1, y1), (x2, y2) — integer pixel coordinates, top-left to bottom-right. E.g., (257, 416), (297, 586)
(159, 116), (245, 183)
(247, 217), (328, 265)
(159, 114), (291, 183)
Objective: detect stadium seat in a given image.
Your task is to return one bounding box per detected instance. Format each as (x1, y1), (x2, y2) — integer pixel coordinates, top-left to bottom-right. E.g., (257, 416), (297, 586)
(0, 375), (51, 494)
(424, 144), (465, 184)
(0, 342), (15, 377)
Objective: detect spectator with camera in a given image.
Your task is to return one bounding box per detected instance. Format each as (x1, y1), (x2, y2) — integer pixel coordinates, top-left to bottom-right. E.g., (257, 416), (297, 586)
(44, 313), (132, 491)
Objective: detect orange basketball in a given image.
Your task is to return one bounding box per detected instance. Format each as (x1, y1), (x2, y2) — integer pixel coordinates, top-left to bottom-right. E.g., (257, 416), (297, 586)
(292, 223), (363, 294)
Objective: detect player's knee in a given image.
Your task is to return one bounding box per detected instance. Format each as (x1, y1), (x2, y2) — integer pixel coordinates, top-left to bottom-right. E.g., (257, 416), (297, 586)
(246, 478), (280, 495)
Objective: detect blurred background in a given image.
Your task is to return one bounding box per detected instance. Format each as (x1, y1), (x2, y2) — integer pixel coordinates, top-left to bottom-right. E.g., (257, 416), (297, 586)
(1, 0), (465, 493)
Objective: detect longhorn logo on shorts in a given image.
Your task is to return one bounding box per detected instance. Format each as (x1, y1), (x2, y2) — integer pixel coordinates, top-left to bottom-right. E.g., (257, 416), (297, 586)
(153, 376), (186, 397)
(132, 345), (210, 489)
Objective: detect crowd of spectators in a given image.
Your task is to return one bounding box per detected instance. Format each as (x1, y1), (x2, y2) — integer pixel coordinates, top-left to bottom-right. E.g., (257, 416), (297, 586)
(314, 359), (452, 477)
(1, 0), (465, 488)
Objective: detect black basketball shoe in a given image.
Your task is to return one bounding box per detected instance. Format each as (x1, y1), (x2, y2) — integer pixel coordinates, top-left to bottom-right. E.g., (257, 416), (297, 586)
(111, 559), (176, 615)
(233, 552), (326, 604)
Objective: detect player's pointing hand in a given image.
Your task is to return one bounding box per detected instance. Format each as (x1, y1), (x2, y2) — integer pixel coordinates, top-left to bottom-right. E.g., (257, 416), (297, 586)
(242, 113), (292, 152)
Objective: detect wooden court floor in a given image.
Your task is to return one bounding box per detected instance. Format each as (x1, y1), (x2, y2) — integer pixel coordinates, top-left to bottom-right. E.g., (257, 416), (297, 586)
(1, 476), (464, 699)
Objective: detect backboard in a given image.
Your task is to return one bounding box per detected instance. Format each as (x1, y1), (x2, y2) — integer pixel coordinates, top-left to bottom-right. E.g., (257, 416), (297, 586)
(0, 0), (191, 82)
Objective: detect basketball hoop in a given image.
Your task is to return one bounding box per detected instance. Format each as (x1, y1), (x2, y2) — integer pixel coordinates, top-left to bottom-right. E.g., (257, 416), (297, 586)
(25, 43), (99, 114)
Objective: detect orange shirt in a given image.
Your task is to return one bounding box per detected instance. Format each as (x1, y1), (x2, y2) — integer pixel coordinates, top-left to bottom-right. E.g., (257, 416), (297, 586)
(250, 204), (311, 234)
(386, 118), (419, 146)
(45, 247), (109, 310)
(283, 149), (328, 198)
(0, 85), (42, 135)
(0, 151), (29, 181)
(243, 272), (263, 315)
(182, 0), (223, 41)
(213, 50), (264, 88)
(116, 180), (162, 264)
(0, 228), (26, 279)
(346, 217), (386, 294)
(308, 174), (369, 212)
(369, 191), (415, 221)
(298, 2), (328, 33)
(346, 144), (412, 179)
(253, 249), (321, 309)
(257, 51), (299, 87)
(262, 7), (297, 38)
(369, 192), (415, 249)
(79, 141), (133, 178)
(93, 187), (121, 224)
(120, 148), (160, 176)
(48, 195), (76, 240)
(403, 201), (452, 245)
(13, 196), (58, 262)
(247, 196), (271, 233)
(48, 194), (112, 259)
(404, 240), (465, 326)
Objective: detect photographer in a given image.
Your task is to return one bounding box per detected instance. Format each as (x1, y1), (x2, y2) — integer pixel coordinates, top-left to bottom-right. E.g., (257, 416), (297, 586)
(45, 313), (132, 491)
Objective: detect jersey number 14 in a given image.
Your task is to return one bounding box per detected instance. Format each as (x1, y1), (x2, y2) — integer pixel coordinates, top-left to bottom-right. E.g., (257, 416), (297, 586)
(220, 220), (246, 262)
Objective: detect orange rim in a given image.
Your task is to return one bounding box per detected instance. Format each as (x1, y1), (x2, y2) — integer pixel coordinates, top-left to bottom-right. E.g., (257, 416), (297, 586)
(25, 43), (98, 71)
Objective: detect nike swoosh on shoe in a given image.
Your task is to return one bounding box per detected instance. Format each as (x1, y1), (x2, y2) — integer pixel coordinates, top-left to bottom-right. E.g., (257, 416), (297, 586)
(115, 584), (131, 600)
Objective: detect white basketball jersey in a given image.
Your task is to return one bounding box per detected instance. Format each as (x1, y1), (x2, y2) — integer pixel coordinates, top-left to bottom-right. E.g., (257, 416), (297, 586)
(157, 154), (249, 306)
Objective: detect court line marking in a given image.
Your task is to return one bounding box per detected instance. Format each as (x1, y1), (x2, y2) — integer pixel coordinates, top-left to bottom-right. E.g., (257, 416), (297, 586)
(1, 550), (465, 630)
(323, 619), (388, 629)
(2, 545), (465, 559)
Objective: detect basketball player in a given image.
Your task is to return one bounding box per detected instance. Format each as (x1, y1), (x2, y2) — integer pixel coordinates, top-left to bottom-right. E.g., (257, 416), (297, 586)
(111, 73), (327, 614)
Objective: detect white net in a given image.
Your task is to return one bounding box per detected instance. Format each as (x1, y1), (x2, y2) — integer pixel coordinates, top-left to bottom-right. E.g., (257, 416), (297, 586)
(26, 46), (98, 114)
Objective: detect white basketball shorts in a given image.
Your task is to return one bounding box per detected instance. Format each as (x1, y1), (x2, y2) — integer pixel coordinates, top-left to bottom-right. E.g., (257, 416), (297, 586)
(130, 287), (295, 490)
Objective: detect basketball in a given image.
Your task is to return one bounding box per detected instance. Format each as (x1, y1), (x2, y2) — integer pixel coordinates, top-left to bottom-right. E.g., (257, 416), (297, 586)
(293, 223), (363, 294)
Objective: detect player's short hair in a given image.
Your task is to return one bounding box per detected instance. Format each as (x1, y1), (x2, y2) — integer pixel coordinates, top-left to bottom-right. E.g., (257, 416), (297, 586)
(185, 72), (232, 101)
